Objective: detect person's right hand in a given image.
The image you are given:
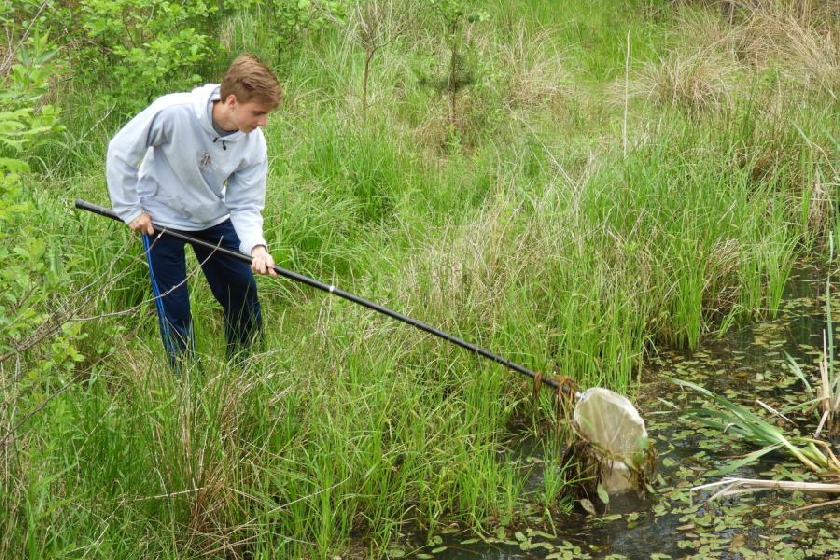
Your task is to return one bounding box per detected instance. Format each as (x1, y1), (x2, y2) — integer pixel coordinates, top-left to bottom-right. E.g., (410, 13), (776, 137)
(129, 212), (154, 235)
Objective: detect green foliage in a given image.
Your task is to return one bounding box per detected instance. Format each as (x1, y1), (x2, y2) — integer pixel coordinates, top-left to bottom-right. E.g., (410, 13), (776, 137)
(272, 0), (350, 35)
(77, 0), (218, 110)
(4, 0), (218, 113)
(225, 0), (352, 65)
(0, 40), (78, 421)
(0, 34), (61, 162)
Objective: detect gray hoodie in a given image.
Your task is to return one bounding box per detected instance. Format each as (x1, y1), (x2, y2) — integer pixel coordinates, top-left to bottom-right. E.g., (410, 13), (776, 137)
(106, 83), (268, 254)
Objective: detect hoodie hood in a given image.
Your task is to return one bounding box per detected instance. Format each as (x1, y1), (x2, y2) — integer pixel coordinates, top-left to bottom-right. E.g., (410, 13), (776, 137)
(191, 83), (246, 142)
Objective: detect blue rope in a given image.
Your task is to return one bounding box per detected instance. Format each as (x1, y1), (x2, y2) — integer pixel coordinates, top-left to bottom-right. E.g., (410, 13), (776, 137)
(142, 233), (176, 358)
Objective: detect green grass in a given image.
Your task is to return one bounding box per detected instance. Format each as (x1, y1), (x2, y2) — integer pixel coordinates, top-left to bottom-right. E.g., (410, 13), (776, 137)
(3, 0), (838, 557)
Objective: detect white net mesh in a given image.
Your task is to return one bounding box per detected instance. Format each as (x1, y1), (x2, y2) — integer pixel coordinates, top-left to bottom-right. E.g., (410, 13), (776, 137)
(573, 387), (648, 469)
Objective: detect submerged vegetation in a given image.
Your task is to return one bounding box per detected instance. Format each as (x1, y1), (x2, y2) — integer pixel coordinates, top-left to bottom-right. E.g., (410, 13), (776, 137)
(1, 0), (838, 557)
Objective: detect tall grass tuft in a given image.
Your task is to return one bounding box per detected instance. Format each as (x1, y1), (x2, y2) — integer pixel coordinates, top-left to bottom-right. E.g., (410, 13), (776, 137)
(729, 0), (839, 94)
(629, 49), (739, 113)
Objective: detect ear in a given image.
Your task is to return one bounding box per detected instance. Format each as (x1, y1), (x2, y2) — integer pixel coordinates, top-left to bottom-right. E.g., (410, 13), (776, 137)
(223, 94), (238, 108)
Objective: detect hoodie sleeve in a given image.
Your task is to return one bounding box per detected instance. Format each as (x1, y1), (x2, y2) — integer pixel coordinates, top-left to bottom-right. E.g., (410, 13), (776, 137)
(225, 136), (268, 255)
(105, 102), (171, 224)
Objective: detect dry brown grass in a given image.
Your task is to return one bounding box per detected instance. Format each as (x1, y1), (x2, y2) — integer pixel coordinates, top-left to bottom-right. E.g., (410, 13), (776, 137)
(410, 21), (575, 155)
(680, 0), (839, 92)
(400, 192), (526, 324)
(409, 100), (465, 156)
(807, 174), (833, 232)
(730, 1), (839, 93)
(629, 48), (740, 113)
(703, 237), (743, 311)
(625, 0), (838, 112)
(492, 23), (574, 111)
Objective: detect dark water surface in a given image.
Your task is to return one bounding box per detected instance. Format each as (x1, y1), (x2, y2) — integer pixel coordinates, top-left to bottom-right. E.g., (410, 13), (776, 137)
(409, 264), (840, 559)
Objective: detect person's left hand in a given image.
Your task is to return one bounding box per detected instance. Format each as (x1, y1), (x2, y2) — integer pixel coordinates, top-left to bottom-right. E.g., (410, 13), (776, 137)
(251, 245), (278, 277)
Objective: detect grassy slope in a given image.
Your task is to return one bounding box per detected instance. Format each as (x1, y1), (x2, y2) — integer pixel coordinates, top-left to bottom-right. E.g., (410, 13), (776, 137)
(3, 0), (838, 557)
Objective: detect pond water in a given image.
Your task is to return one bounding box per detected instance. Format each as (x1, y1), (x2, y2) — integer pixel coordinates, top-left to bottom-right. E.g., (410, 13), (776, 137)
(406, 264), (840, 559)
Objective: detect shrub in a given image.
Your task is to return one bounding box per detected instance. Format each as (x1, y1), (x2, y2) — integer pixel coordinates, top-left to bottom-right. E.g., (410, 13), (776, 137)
(0, 36), (81, 445)
(3, 0), (219, 114)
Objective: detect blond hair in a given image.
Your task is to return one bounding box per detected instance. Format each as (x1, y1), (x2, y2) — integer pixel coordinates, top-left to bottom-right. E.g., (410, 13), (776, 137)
(220, 54), (282, 109)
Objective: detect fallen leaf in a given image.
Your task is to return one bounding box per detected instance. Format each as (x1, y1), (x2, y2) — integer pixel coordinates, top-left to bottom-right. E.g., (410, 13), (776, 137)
(729, 533), (745, 550)
(579, 498), (597, 516)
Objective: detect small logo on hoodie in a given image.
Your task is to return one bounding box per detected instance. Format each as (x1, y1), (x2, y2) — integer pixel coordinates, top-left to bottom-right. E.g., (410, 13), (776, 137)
(200, 152), (212, 167)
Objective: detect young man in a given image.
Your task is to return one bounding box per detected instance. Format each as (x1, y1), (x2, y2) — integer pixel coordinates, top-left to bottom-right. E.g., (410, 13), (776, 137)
(106, 54), (282, 368)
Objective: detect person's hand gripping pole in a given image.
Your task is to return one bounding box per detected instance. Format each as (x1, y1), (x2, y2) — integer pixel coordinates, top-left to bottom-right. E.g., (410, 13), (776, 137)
(250, 245), (278, 277)
(129, 212), (155, 235)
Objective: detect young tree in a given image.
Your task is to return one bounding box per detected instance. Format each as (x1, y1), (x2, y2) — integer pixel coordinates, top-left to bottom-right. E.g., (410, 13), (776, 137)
(423, 0), (488, 128)
(349, 0), (413, 121)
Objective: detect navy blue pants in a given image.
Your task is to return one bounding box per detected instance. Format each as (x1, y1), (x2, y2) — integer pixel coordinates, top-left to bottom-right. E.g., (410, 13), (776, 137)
(142, 219), (262, 368)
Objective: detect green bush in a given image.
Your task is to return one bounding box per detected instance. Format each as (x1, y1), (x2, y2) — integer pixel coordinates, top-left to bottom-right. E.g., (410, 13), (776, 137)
(0, 38), (80, 429)
(3, 0), (219, 113)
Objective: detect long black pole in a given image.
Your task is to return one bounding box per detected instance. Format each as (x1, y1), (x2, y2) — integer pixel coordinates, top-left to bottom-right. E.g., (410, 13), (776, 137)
(75, 199), (561, 392)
